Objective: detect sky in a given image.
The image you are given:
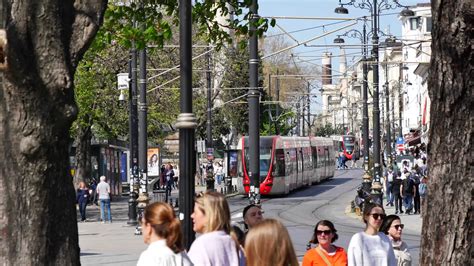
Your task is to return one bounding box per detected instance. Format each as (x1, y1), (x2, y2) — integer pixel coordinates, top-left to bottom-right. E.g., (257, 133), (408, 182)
(257, 0), (426, 111)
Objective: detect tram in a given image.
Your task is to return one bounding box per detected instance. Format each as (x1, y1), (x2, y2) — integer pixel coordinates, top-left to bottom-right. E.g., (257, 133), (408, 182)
(333, 134), (357, 160)
(236, 136), (335, 196)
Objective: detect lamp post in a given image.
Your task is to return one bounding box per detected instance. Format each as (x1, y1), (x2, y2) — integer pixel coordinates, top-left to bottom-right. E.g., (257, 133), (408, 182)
(127, 45), (139, 225)
(248, 0), (260, 205)
(335, 0), (414, 204)
(177, 0), (197, 249)
(333, 18), (371, 193)
(205, 46), (215, 191)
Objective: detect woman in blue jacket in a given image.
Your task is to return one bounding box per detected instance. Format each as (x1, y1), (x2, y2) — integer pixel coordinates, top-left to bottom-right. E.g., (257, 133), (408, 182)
(76, 181), (90, 222)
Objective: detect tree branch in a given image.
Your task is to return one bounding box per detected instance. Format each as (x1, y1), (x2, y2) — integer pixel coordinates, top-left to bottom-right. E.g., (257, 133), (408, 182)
(69, 0), (108, 68)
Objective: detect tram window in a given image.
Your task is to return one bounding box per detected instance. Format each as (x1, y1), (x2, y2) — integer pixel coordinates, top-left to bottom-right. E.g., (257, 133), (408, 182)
(273, 149), (285, 176)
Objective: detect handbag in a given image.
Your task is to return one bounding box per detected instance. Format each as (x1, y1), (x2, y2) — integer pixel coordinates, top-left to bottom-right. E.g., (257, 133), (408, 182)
(315, 246), (332, 266)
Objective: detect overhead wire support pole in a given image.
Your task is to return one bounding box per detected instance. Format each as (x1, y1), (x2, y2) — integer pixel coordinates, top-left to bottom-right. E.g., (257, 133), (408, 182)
(248, 0), (260, 205)
(137, 3), (149, 233)
(177, 0), (197, 250)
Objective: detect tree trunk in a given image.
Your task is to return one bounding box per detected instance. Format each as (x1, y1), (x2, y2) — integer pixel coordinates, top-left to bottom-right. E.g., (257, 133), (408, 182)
(0, 1), (107, 265)
(421, 0), (473, 265)
(73, 123), (92, 186)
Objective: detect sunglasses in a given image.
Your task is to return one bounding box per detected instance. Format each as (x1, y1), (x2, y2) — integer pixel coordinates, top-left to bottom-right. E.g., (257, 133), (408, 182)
(316, 230), (332, 236)
(370, 213), (386, 220)
(392, 224), (405, 230)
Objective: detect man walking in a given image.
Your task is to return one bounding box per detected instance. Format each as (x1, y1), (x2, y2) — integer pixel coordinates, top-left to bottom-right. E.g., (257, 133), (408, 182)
(96, 175), (112, 223)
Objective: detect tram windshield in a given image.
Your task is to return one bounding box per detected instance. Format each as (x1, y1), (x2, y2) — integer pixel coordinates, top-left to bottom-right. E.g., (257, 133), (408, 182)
(343, 135), (355, 153)
(243, 148), (272, 181)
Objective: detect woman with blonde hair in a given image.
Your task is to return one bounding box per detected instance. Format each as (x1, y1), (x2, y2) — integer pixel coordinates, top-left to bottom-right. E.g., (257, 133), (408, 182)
(137, 202), (193, 266)
(188, 191), (244, 265)
(245, 219), (298, 266)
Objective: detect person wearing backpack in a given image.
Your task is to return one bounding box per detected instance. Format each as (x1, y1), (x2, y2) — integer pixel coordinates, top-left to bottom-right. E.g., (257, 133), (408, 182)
(400, 170), (415, 215)
(411, 166), (422, 214)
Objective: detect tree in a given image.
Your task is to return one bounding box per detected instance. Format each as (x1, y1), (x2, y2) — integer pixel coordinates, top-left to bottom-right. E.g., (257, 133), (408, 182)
(0, 1), (108, 264)
(420, 1), (473, 265)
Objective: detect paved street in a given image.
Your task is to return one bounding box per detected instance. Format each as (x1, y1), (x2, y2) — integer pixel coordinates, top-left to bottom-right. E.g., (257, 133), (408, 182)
(79, 169), (422, 265)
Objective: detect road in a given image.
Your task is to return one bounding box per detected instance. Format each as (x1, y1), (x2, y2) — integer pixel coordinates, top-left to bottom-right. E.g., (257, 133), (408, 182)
(79, 169), (422, 265)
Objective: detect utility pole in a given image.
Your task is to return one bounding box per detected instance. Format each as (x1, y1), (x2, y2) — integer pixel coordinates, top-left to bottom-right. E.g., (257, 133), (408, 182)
(370, 0), (383, 205)
(177, 0), (197, 249)
(137, 16), (149, 225)
(127, 45), (139, 226)
(205, 46), (214, 191)
(385, 66), (392, 165)
(307, 82), (311, 135)
(275, 69), (280, 135)
(248, 0), (260, 205)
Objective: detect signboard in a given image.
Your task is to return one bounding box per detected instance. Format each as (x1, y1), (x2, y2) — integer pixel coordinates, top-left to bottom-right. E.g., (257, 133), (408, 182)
(396, 137), (405, 152)
(117, 73), (129, 90)
(197, 140), (206, 153)
(147, 148), (160, 177)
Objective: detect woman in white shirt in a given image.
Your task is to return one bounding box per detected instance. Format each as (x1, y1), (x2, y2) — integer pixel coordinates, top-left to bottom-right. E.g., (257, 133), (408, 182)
(137, 202), (193, 266)
(348, 202), (396, 266)
(380, 215), (412, 266)
(188, 191), (244, 266)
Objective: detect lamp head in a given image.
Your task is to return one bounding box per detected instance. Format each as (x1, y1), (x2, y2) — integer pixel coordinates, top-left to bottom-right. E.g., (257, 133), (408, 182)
(334, 36), (345, 44)
(400, 8), (415, 17)
(118, 91), (126, 101)
(335, 6), (349, 14)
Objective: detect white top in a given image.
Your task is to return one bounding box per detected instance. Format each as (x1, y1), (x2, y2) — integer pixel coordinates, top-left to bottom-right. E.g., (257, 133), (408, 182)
(348, 232), (397, 266)
(188, 230), (244, 266)
(96, 181), (110, 199)
(137, 239), (193, 266)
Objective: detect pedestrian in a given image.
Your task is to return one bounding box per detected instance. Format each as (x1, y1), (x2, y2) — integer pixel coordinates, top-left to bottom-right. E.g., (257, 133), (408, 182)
(173, 165), (179, 188)
(243, 204), (264, 231)
(410, 167), (421, 214)
(380, 215), (412, 266)
(392, 171), (403, 214)
(188, 191), (245, 266)
(137, 202), (193, 266)
(347, 202), (396, 266)
(351, 142), (360, 169)
(76, 181), (89, 222)
(96, 175), (112, 223)
(215, 162), (223, 186)
(245, 218), (298, 266)
(418, 175), (428, 211)
(164, 164), (174, 197)
(303, 220), (348, 266)
(384, 166), (395, 207)
(400, 170), (415, 215)
(89, 179), (98, 206)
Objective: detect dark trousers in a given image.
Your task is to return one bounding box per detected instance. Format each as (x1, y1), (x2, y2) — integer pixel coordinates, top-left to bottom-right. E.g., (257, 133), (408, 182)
(79, 201), (87, 221)
(414, 193), (421, 213)
(393, 193), (403, 212)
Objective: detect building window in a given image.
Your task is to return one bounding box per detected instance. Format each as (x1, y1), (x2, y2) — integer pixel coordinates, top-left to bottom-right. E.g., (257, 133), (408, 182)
(410, 17), (420, 30)
(425, 17), (432, 33)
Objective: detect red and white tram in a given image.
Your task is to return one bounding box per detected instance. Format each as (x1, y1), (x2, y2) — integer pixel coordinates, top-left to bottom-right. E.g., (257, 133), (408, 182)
(237, 136), (335, 196)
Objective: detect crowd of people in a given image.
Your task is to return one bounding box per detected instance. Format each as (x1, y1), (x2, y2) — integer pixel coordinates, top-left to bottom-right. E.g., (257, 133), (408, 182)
(383, 147), (428, 216)
(132, 192), (413, 266)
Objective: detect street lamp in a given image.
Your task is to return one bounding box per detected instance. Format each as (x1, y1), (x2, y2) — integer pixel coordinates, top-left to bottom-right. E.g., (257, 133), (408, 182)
(335, 0), (414, 205)
(333, 17), (371, 193)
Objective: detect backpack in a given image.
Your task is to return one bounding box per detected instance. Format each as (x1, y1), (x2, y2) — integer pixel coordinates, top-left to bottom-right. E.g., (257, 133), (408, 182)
(403, 178), (413, 194)
(419, 183), (427, 196)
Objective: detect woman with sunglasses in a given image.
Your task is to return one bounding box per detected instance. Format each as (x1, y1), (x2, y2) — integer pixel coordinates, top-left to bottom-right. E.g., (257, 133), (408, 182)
(188, 191), (244, 265)
(137, 202), (193, 266)
(348, 202), (396, 266)
(380, 215), (412, 266)
(303, 220), (348, 266)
